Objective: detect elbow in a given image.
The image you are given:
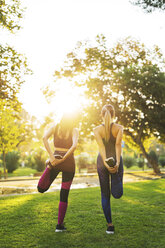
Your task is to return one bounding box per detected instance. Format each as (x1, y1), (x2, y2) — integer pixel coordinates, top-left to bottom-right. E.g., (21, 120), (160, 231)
(43, 135), (47, 143)
(93, 128), (97, 137)
(72, 145), (77, 152)
(116, 143), (121, 148)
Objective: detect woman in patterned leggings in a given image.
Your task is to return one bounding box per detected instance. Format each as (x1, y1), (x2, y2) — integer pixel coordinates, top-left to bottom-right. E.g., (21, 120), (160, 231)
(93, 104), (124, 234)
(37, 114), (79, 232)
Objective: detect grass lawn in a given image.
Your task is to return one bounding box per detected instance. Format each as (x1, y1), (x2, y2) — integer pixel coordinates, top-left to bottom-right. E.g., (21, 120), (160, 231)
(0, 179), (164, 248)
(6, 167), (38, 177)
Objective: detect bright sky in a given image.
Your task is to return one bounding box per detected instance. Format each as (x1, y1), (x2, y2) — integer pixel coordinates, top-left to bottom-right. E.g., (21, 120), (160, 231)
(1, 0), (165, 120)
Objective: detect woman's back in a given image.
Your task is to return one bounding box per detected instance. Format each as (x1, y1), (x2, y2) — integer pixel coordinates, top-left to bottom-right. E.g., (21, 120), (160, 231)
(97, 123), (122, 158)
(54, 124), (73, 149)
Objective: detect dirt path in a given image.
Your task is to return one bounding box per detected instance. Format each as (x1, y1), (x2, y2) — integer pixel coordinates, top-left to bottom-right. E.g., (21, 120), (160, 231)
(0, 171), (164, 196)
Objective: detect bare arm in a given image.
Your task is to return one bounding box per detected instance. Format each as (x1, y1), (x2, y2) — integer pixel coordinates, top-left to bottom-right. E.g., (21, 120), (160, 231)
(93, 127), (109, 170)
(43, 125), (55, 164)
(115, 126), (123, 167)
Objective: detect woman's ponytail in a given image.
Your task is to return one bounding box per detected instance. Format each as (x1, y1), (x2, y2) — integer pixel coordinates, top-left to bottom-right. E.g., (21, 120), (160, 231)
(101, 104), (115, 142)
(104, 109), (111, 142)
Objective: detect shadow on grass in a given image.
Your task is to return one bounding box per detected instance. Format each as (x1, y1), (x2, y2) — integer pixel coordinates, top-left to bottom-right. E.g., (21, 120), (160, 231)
(0, 180), (165, 248)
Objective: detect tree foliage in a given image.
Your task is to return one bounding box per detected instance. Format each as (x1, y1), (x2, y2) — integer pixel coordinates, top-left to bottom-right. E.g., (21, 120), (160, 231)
(0, 0), (32, 177)
(0, 44), (31, 107)
(130, 0), (165, 12)
(0, 100), (25, 177)
(0, 0), (24, 32)
(0, 100), (25, 153)
(0, 0), (31, 107)
(53, 35), (165, 173)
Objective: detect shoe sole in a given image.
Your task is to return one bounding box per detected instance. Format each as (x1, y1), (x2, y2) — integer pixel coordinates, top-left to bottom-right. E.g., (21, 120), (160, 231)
(55, 229), (66, 232)
(106, 231), (114, 234)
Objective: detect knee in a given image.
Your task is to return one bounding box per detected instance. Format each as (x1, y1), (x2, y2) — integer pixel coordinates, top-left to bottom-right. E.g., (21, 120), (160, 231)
(112, 189), (123, 199)
(37, 186), (47, 193)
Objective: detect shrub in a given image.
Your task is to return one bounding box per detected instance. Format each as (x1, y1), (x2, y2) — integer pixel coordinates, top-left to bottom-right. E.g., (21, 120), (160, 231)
(76, 156), (88, 167)
(158, 156), (165, 167)
(136, 158), (144, 168)
(24, 155), (36, 169)
(75, 153), (89, 172)
(123, 156), (136, 168)
(33, 150), (46, 172)
(5, 151), (21, 173)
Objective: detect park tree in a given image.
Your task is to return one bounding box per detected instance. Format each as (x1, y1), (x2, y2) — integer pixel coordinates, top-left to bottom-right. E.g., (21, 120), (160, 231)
(0, 100), (25, 178)
(18, 112), (55, 169)
(130, 0), (165, 12)
(0, 0), (30, 107)
(0, 0), (31, 177)
(0, 0), (24, 32)
(52, 35), (165, 174)
(0, 44), (31, 108)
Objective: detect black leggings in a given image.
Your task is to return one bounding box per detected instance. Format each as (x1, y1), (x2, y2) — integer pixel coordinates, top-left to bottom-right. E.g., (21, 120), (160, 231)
(97, 154), (123, 223)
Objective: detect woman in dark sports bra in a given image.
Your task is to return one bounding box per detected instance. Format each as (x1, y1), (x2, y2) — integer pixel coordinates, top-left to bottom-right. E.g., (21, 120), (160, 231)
(37, 113), (79, 232)
(93, 104), (124, 234)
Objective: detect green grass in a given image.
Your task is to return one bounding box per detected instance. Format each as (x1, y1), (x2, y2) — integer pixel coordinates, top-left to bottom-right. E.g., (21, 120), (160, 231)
(7, 167), (37, 177)
(1, 166), (162, 179)
(124, 165), (147, 171)
(0, 179), (165, 248)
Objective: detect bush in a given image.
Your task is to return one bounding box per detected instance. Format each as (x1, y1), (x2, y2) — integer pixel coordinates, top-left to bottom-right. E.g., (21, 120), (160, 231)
(33, 150), (46, 172)
(76, 156), (88, 167)
(158, 156), (165, 167)
(75, 153), (90, 172)
(123, 156), (136, 168)
(136, 158), (144, 168)
(24, 155), (36, 169)
(5, 151), (21, 173)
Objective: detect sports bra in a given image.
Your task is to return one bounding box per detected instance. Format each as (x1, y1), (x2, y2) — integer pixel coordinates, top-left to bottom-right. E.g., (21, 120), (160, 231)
(54, 124), (73, 149)
(102, 123), (116, 158)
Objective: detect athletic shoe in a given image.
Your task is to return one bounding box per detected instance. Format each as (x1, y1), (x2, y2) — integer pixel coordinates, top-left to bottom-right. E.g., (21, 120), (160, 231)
(106, 225), (115, 234)
(55, 224), (67, 232)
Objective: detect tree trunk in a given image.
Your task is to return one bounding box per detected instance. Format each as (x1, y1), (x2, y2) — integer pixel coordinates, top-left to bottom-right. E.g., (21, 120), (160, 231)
(138, 141), (160, 174)
(148, 158), (160, 174)
(3, 150), (7, 179)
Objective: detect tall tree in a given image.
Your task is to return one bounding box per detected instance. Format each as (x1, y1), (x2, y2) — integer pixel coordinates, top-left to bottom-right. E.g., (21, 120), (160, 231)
(53, 35), (165, 174)
(0, 44), (31, 108)
(130, 0), (165, 12)
(0, 0), (24, 31)
(0, 100), (25, 178)
(0, 0), (31, 177)
(0, 0), (30, 107)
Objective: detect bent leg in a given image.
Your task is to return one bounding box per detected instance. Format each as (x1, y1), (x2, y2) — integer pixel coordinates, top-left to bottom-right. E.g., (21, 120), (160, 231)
(111, 156), (124, 199)
(97, 154), (112, 223)
(58, 172), (75, 225)
(37, 167), (59, 193)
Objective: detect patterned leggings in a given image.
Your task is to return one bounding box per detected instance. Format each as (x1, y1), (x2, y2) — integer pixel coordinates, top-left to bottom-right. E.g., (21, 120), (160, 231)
(37, 167), (74, 225)
(97, 154), (123, 223)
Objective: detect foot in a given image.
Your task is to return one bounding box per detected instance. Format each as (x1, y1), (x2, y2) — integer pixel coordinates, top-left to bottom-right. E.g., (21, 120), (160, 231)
(106, 225), (115, 234)
(55, 224), (67, 232)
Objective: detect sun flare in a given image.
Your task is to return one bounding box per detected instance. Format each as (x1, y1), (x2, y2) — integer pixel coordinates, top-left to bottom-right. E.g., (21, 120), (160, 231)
(49, 80), (88, 120)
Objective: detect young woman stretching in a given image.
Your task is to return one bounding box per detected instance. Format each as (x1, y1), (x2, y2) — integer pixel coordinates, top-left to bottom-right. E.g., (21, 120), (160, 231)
(37, 114), (79, 232)
(93, 104), (123, 234)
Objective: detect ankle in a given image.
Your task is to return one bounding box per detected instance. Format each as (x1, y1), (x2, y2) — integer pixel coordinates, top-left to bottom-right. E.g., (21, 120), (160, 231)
(108, 223), (113, 227)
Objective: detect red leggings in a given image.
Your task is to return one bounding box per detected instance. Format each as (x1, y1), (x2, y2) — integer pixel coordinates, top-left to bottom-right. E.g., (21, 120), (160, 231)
(37, 167), (74, 225)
